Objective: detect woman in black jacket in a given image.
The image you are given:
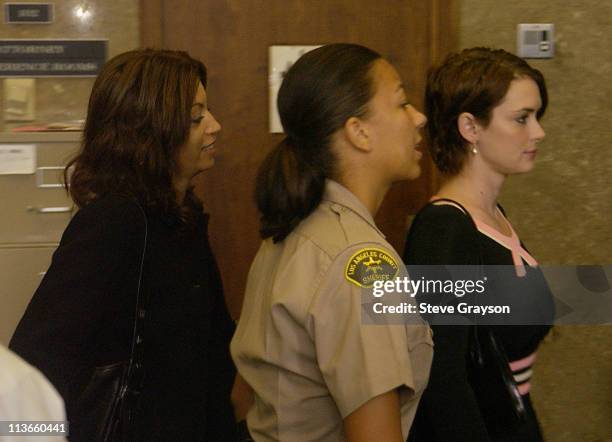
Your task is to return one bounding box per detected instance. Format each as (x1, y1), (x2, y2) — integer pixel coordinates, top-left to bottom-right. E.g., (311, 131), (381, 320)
(404, 48), (554, 441)
(10, 49), (237, 441)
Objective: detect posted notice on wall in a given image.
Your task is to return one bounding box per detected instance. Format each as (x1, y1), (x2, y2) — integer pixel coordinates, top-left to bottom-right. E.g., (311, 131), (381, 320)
(0, 40), (107, 77)
(0, 144), (36, 174)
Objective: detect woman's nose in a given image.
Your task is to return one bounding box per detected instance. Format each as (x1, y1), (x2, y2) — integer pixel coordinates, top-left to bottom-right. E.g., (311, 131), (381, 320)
(208, 112), (222, 134)
(411, 106), (427, 129)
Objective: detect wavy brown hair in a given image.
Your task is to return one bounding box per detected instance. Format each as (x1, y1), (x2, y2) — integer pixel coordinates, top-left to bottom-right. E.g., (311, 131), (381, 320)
(65, 48), (207, 222)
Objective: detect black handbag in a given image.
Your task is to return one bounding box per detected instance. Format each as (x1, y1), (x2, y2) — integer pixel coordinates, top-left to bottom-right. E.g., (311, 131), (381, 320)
(467, 325), (526, 433)
(430, 199), (527, 434)
(75, 201), (148, 442)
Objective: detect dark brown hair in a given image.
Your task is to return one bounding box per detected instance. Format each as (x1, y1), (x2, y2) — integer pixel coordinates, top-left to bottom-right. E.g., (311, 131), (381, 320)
(65, 48), (207, 222)
(256, 43), (381, 242)
(425, 47), (548, 175)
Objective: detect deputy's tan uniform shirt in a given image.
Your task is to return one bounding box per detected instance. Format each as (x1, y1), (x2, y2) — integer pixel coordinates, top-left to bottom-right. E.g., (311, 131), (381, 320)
(231, 180), (433, 441)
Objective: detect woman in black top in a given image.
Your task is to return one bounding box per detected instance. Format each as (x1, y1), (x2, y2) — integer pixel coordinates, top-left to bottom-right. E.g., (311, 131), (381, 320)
(10, 49), (237, 441)
(404, 48), (554, 441)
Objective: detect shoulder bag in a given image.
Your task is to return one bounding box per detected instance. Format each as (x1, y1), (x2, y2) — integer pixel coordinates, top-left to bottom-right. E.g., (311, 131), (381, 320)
(75, 200), (148, 442)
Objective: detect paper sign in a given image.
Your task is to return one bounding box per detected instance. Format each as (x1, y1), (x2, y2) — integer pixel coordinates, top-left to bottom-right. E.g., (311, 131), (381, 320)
(0, 144), (36, 174)
(0, 40), (107, 77)
(268, 45), (321, 133)
(5, 3), (54, 24)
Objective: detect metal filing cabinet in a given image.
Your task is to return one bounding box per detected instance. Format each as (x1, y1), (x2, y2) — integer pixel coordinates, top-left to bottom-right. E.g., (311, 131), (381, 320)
(0, 132), (80, 345)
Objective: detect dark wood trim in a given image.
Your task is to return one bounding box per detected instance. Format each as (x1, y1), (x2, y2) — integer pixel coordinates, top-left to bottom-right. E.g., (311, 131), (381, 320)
(430, 0), (460, 64)
(139, 0), (164, 48)
(429, 0), (460, 192)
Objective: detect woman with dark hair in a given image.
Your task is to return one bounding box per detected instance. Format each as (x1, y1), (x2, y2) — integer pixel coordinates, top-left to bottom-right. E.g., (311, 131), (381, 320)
(231, 43), (432, 441)
(404, 47), (554, 441)
(10, 49), (237, 441)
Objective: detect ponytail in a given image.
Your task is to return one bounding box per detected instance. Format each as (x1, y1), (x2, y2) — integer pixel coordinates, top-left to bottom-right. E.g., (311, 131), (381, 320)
(255, 44), (381, 242)
(256, 137), (328, 243)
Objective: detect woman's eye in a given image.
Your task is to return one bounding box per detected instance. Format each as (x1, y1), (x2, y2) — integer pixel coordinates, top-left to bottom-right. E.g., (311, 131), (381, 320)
(402, 102), (410, 109)
(516, 115), (527, 124)
(191, 115), (205, 124)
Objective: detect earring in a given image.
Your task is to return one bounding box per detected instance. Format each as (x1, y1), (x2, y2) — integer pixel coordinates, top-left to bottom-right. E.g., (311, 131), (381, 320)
(471, 144), (478, 155)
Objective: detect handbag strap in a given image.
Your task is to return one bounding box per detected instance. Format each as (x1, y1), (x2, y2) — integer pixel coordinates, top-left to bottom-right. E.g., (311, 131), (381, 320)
(124, 200), (148, 392)
(429, 198), (485, 328)
(429, 197), (483, 263)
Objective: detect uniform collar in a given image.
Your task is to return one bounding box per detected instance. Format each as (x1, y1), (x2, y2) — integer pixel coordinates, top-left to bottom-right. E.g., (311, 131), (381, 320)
(322, 180), (386, 238)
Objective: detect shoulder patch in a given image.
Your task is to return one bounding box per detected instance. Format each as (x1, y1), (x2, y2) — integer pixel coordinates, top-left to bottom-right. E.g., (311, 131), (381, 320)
(344, 247), (399, 288)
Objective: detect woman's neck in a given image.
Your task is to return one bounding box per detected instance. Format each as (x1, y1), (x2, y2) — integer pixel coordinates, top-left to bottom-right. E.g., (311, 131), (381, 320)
(438, 164), (506, 217)
(336, 173), (390, 217)
(173, 177), (189, 206)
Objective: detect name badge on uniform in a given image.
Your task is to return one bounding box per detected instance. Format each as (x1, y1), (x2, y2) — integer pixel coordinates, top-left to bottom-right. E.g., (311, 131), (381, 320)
(345, 248), (399, 288)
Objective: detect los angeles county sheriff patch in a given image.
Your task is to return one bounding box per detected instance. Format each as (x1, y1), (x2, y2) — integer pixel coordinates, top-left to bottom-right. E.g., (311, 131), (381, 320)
(344, 247), (399, 288)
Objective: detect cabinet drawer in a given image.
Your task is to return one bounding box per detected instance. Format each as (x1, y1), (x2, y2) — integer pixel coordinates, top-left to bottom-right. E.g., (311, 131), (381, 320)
(0, 140), (79, 244)
(0, 245), (55, 345)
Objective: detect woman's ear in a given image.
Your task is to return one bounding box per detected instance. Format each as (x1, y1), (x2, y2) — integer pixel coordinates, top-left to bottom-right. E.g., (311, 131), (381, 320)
(457, 112), (480, 145)
(343, 116), (371, 152)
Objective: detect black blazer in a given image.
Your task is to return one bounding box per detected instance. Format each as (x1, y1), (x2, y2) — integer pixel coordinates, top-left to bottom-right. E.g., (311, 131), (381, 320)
(10, 195), (237, 441)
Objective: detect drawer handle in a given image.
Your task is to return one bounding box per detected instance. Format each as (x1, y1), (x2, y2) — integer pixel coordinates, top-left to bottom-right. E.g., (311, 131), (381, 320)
(36, 167), (67, 188)
(27, 206), (72, 214)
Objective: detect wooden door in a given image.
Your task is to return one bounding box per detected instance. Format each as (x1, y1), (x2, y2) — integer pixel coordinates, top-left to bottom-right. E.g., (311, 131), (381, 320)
(141, 0), (458, 317)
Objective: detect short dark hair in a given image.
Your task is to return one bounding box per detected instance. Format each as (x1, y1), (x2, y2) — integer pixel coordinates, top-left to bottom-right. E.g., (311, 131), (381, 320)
(256, 43), (381, 242)
(425, 47), (548, 175)
(66, 48), (207, 222)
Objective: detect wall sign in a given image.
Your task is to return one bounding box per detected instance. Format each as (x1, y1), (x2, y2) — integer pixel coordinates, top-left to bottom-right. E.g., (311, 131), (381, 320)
(0, 39), (107, 77)
(0, 144), (36, 175)
(268, 45), (321, 133)
(5, 3), (53, 24)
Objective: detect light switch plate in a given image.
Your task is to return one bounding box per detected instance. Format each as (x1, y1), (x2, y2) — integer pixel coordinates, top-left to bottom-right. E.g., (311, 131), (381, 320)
(268, 45), (321, 133)
(517, 24), (555, 59)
